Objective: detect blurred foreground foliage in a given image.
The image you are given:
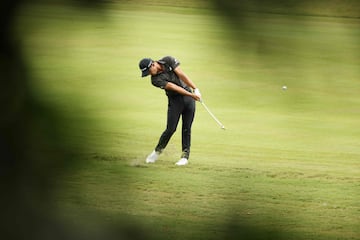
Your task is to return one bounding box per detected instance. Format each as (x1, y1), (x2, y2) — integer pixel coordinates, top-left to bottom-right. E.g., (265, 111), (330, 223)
(1, 0), (359, 239)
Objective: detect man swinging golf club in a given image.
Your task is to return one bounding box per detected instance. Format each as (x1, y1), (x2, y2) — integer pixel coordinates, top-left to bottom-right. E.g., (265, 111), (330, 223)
(139, 56), (201, 166)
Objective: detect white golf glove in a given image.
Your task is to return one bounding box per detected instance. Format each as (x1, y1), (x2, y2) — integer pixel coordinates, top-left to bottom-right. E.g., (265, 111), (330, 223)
(194, 88), (202, 100)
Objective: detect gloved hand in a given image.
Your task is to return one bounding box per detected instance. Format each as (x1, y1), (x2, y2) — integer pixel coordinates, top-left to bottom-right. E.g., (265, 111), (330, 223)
(194, 88), (202, 100)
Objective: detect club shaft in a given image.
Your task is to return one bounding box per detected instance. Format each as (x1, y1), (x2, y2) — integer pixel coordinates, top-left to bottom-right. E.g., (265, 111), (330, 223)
(200, 101), (225, 128)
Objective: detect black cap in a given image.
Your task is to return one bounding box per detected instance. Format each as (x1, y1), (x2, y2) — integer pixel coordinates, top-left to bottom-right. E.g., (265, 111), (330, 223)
(139, 58), (153, 77)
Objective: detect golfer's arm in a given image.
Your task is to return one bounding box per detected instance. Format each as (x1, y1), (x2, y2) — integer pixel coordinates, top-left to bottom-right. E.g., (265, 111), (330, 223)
(174, 67), (197, 90)
(165, 82), (197, 99)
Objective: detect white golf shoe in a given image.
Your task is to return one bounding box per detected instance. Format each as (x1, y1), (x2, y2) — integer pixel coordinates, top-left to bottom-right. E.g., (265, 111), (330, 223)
(146, 150), (160, 163)
(175, 158), (188, 166)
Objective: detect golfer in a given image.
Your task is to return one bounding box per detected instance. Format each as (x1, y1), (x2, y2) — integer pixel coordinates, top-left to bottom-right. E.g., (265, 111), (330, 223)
(139, 56), (201, 166)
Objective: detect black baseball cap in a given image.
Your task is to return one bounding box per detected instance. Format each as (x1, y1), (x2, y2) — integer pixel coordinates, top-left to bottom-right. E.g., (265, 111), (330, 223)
(139, 58), (153, 77)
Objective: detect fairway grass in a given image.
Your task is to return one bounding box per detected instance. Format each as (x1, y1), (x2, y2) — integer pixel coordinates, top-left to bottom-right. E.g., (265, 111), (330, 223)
(16, 1), (360, 239)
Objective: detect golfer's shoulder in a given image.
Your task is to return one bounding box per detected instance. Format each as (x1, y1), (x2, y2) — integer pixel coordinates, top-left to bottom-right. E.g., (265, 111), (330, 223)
(159, 56), (180, 67)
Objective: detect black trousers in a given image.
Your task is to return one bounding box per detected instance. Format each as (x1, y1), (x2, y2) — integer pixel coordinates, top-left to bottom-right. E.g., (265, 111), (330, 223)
(155, 94), (195, 159)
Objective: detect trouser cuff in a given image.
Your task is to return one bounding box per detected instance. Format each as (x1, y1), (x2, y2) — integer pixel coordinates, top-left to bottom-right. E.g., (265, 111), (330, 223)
(181, 149), (190, 159)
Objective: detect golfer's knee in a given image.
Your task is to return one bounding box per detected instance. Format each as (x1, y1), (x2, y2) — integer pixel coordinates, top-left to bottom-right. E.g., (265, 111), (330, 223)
(165, 126), (177, 135)
(183, 127), (191, 135)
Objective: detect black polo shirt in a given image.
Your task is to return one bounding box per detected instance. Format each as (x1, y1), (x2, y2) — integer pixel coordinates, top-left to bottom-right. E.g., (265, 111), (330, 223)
(151, 56), (191, 97)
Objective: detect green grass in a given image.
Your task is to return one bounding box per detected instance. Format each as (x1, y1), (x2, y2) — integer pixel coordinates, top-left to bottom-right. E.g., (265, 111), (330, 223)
(16, 1), (360, 239)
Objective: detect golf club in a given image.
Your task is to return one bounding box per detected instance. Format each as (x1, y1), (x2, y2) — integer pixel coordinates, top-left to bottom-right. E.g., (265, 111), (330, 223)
(200, 100), (226, 130)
